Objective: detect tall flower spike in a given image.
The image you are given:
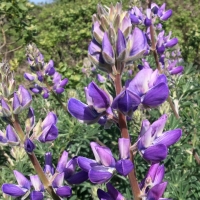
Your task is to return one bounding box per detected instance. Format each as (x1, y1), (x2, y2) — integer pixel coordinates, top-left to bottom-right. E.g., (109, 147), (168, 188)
(25, 43), (68, 99)
(89, 3), (148, 74)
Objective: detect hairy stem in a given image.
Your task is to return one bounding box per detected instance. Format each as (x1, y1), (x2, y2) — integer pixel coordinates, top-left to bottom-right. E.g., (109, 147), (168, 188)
(147, 0), (180, 119)
(12, 117), (61, 200)
(114, 73), (141, 200)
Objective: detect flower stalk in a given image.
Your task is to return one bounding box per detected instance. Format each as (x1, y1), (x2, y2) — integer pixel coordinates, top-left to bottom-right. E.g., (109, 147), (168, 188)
(114, 73), (141, 200)
(11, 117), (61, 200)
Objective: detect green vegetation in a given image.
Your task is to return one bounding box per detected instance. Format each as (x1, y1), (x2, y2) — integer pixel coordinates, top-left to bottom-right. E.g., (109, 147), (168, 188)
(0, 0), (200, 199)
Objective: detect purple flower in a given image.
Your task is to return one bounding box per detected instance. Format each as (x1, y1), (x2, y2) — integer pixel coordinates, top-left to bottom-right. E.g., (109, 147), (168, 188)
(44, 60), (55, 76)
(78, 142), (116, 183)
(17, 85), (32, 110)
(167, 60), (184, 75)
(140, 164), (169, 200)
(97, 74), (106, 83)
(24, 138), (35, 153)
(1, 98), (11, 117)
(115, 138), (134, 176)
(37, 71), (44, 82)
(163, 31), (178, 48)
(92, 21), (104, 44)
(24, 73), (35, 81)
(37, 112), (58, 143)
(97, 182), (124, 200)
(52, 72), (68, 94)
(141, 163), (164, 188)
(2, 170), (31, 197)
(151, 3), (172, 21)
(62, 156), (88, 184)
(126, 27), (147, 62)
(43, 152), (54, 176)
(112, 67), (169, 116)
(156, 31), (178, 54)
(44, 151), (88, 185)
(25, 107), (35, 134)
(30, 84), (43, 94)
(56, 151), (69, 173)
(88, 38), (112, 74)
(137, 114), (182, 162)
(30, 175), (44, 200)
(129, 6), (144, 25)
(52, 173), (72, 198)
(144, 9), (152, 27)
(116, 29), (126, 61)
(25, 44), (68, 99)
(102, 32), (115, 65)
(112, 89), (140, 117)
(68, 81), (112, 124)
(0, 125), (19, 146)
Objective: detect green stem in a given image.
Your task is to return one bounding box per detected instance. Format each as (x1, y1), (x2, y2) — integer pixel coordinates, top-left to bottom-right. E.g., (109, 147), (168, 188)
(12, 117), (61, 200)
(114, 73), (141, 200)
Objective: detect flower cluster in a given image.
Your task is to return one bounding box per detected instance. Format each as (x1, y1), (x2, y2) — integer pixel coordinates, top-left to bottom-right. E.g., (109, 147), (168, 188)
(88, 3), (147, 74)
(77, 138), (133, 184)
(137, 114), (182, 162)
(140, 163), (169, 199)
(2, 151), (81, 199)
(129, 3), (184, 75)
(68, 66), (169, 124)
(25, 43), (68, 99)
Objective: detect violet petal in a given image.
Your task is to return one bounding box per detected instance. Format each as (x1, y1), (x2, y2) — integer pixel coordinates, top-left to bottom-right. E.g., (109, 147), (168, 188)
(89, 166), (114, 184)
(143, 144), (167, 162)
(115, 159), (134, 176)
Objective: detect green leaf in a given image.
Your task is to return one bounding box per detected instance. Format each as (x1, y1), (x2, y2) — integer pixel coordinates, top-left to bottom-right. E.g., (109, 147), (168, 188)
(18, 3), (28, 11)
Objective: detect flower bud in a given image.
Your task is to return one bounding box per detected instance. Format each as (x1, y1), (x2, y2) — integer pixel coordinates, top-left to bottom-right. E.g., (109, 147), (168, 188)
(1, 99), (12, 117)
